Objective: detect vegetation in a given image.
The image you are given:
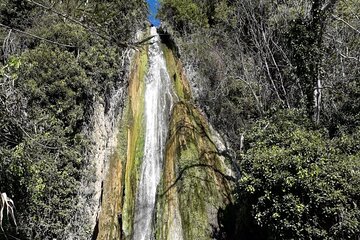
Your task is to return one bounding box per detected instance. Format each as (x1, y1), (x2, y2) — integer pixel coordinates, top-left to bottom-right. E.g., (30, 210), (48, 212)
(0, 0), (359, 239)
(238, 111), (360, 239)
(160, 0), (360, 239)
(0, 0), (146, 239)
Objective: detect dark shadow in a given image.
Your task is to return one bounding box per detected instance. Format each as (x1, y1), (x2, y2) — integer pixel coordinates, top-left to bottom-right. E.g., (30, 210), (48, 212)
(157, 28), (180, 58)
(212, 202), (270, 240)
(91, 220), (99, 240)
(91, 181), (103, 240)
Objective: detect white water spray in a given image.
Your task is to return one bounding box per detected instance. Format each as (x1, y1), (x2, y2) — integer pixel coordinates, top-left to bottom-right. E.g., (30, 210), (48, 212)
(132, 27), (181, 240)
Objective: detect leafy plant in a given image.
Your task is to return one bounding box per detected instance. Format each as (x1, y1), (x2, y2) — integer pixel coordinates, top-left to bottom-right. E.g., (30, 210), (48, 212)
(237, 112), (360, 239)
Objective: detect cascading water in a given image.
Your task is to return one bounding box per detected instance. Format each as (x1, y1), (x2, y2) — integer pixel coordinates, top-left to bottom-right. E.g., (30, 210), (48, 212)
(133, 27), (178, 240)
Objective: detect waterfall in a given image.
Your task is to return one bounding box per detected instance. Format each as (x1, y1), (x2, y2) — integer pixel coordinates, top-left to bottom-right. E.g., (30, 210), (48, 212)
(133, 27), (176, 240)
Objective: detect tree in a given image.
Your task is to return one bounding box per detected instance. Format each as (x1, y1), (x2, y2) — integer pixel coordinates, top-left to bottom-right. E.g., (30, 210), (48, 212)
(237, 111), (360, 239)
(0, 0), (148, 238)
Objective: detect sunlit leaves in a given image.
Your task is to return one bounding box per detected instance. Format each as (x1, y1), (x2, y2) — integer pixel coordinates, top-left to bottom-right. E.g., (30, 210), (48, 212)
(238, 111), (360, 239)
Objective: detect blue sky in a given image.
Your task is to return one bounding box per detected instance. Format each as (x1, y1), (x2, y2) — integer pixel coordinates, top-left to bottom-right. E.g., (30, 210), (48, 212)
(147, 0), (161, 26)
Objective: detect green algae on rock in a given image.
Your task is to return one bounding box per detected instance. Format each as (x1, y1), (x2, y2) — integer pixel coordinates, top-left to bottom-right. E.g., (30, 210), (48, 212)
(96, 29), (233, 240)
(154, 43), (234, 240)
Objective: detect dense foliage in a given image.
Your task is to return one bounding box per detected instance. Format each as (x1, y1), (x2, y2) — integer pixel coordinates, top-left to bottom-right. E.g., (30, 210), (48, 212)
(160, 0), (360, 239)
(238, 111), (360, 239)
(0, 0), (359, 239)
(0, 0), (146, 239)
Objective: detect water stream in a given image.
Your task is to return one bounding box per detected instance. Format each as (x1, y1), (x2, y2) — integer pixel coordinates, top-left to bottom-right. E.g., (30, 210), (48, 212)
(132, 27), (175, 240)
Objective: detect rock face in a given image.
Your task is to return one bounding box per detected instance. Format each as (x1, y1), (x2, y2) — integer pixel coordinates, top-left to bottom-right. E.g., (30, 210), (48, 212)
(66, 53), (131, 240)
(155, 41), (233, 240)
(91, 27), (233, 240)
(95, 45), (148, 240)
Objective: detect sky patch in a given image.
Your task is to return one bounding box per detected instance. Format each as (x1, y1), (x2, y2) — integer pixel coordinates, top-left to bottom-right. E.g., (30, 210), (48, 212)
(147, 0), (161, 26)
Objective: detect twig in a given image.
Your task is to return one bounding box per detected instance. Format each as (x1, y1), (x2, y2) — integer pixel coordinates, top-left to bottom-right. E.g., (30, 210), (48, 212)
(332, 14), (360, 35)
(2, 29), (12, 60)
(26, 0), (115, 45)
(0, 193), (16, 232)
(159, 163), (236, 197)
(26, 0), (155, 48)
(0, 23), (75, 48)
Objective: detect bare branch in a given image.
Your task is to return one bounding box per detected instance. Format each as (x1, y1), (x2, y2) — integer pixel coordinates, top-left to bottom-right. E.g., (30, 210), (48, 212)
(25, 0), (154, 48)
(0, 192), (16, 232)
(337, 50), (360, 61)
(159, 162), (236, 198)
(0, 23), (75, 48)
(2, 29), (13, 61)
(332, 14), (360, 35)
(26, 0), (115, 44)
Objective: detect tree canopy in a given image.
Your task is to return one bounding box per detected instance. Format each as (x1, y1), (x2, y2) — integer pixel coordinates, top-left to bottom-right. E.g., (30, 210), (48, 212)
(160, 0), (360, 238)
(0, 0), (146, 238)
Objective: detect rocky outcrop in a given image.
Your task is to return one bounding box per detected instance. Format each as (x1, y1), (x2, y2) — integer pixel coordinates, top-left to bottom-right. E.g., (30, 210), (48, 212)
(70, 28), (234, 240)
(154, 43), (234, 240)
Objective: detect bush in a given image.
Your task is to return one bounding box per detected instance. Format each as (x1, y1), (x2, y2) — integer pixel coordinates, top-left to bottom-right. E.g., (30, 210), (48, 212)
(237, 111), (360, 239)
